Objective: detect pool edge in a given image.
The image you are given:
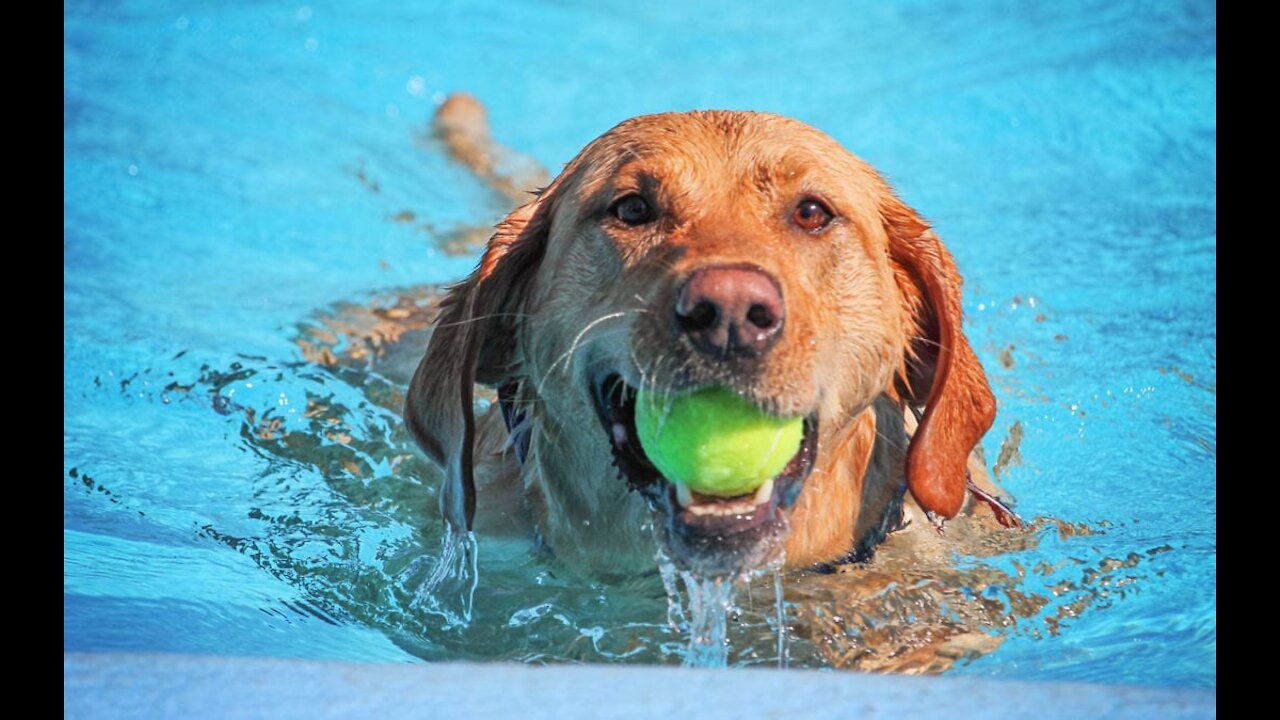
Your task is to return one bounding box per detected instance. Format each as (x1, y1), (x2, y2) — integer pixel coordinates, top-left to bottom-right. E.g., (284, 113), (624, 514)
(64, 651), (1215, 719)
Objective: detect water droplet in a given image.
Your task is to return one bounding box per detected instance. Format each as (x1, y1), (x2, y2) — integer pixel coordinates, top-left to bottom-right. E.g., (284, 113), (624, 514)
(774, 568), (788, 668)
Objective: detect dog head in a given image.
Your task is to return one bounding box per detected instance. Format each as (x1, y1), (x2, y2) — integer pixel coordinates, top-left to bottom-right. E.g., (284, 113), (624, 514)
(405, 111), (994, 577)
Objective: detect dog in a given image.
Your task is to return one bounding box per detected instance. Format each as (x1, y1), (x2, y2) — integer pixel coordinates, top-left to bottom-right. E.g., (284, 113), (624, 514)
(405, 95), (1005, 580)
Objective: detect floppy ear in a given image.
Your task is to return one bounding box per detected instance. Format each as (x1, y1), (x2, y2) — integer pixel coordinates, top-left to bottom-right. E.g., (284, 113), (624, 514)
(404, 197), (549, 532)
(882, 193), (997, 519)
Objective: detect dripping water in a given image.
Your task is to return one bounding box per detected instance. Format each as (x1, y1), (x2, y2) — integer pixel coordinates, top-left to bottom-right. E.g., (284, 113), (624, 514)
(679, 571), (735, 667)
(774, 568), (788, 668)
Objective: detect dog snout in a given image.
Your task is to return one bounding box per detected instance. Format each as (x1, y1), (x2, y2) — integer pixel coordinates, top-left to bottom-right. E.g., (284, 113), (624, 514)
(675, 265), (784, 358)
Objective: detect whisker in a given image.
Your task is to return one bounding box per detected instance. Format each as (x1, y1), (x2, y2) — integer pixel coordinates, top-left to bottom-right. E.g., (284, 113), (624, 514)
(872, 427), (910, 454)
(905, 335), (945, 352)
(561, 311), (630, 376)
(432, 311), (537, 331)
(534, 313), (633, 397)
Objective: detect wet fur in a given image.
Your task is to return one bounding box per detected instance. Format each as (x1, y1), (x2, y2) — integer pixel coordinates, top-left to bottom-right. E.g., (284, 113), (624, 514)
(407, 97), (997, 575)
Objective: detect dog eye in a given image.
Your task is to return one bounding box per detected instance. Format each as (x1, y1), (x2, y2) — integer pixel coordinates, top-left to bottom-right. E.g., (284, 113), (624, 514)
(793, 199), (833, 231)
(610, 194), (656, 226)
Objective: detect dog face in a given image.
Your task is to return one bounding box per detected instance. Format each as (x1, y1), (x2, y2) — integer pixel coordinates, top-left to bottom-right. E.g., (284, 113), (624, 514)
(406, 111), (994, 577)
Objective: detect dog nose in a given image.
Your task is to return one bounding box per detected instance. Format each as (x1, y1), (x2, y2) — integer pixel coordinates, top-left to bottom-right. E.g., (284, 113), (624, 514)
(675, 265), (784, 358)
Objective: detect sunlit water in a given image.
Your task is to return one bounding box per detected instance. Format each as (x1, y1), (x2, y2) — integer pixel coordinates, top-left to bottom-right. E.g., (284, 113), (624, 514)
(64, 0), (1215, 687)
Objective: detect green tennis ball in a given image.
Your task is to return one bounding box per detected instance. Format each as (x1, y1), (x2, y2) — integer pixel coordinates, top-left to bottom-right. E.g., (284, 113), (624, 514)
(634, 386), (804, 498)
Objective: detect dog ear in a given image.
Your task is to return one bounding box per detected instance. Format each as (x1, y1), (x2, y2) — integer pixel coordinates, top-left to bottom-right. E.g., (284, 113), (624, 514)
(404, 197), (549, 532)
(881, 192), (997, 518)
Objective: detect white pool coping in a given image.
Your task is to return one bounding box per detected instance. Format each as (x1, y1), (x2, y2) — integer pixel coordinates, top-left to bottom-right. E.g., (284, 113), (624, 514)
(64, 652), (1214, 719)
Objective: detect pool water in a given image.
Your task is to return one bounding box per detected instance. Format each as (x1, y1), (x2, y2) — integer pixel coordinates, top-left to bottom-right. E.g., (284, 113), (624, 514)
(63, 0), (1216, 688)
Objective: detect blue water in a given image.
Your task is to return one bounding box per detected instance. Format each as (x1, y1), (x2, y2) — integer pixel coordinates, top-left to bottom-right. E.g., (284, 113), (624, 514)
(64, 0), (1215, 687)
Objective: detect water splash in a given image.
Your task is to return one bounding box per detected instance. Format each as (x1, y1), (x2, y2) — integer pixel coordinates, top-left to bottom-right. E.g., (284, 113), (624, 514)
(679, 571), (736, 667)
(656, 552), (686, 632)
(774, 568), (789, 668)
(71, 285), (1184, 674)
(407, 528), (478, 630)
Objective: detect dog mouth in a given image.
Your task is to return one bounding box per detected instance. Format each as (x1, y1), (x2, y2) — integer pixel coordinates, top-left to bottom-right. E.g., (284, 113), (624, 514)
(590, 372), (818, 576)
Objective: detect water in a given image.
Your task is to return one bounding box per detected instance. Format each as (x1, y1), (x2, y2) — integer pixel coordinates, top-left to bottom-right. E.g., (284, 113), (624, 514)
(64, 0), (1215, 687)
(680, 573), (736, 668)
(774, 570), (789, 669)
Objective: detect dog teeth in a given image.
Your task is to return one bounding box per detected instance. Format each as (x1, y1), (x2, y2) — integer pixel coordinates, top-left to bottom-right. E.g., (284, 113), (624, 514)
(680, 478), (776, 517)
(687, 496), (755, 516)
(611, 422), (628, 448)
(752, 478), (775, 507)
(674, 481), (693, 508)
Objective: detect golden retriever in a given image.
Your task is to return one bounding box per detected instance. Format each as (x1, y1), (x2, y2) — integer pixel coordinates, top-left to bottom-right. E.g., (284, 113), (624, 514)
(406, 95), (1004, 578)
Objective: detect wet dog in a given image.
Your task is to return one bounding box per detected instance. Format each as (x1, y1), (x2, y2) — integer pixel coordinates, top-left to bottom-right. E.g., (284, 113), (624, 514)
(406, 94), (1006, 579)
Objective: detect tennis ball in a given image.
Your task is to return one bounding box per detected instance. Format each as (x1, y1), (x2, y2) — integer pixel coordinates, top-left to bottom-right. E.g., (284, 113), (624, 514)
(634, 386), (803, 498)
